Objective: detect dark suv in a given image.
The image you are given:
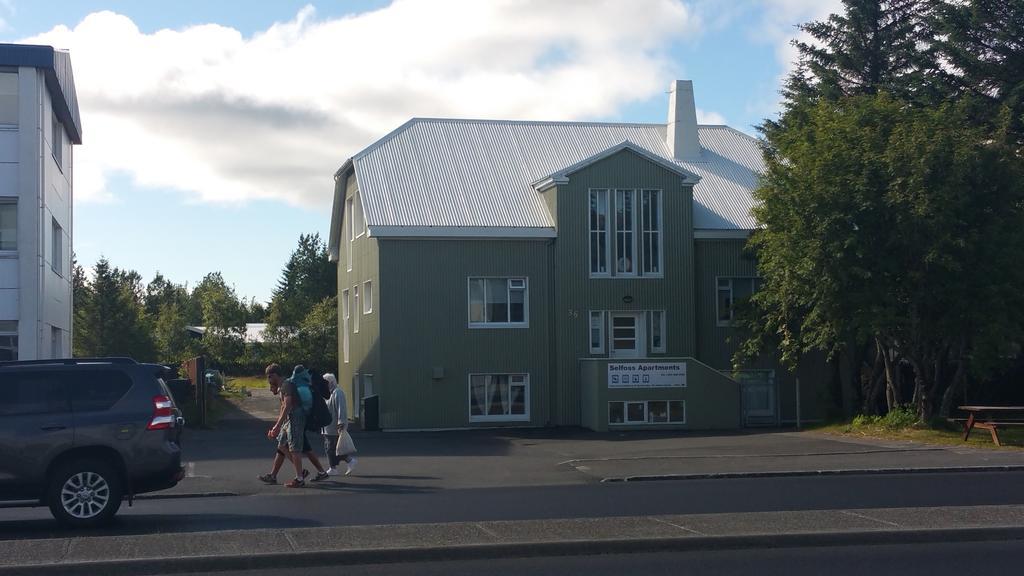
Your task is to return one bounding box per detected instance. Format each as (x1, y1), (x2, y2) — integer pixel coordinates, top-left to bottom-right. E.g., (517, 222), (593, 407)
(0, 358), (185, 527)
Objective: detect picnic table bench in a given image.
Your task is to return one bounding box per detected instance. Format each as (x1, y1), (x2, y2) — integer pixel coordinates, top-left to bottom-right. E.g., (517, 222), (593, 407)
(956, 405), (1024, 446)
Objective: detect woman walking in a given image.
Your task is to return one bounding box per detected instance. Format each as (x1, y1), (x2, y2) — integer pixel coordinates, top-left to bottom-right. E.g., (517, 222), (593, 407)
(322, 373), (357, 476)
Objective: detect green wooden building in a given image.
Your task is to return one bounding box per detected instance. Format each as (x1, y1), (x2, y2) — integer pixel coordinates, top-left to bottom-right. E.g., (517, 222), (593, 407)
(328, 80), (829, 431)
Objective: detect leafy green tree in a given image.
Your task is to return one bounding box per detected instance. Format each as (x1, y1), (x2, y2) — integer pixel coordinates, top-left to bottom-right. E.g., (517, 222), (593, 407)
(741, 94), (1024, 422)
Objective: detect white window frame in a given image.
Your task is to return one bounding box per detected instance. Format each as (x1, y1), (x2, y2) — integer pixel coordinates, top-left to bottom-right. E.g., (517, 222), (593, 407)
(363, 280), (373, 314)
(640, 189), (663, 276)
(346, 197), (354, 272)
(341, 289), (350, 363)
(608, 400), (685, 425)
(588, 189), (610, 277)
(468, 373), (530, 422)
(614, 189), (637, 277)
(467, 277), (529, 328)
(0, 199), (16, 253)
(716, 277), (761, 327)
(353, 285), (360, 334)
(647, 310), (666, 354)
(589, 310), (606, 354)
(51, 218), (62, 277)
(590, 188), (663, 278)
(354, 192), (366, 238)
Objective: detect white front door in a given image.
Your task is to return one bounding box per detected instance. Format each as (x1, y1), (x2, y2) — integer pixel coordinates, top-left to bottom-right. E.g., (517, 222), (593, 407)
(610, 313), (645, 358)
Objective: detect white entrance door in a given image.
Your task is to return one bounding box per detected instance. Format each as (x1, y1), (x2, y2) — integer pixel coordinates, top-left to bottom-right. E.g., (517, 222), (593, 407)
(610, 313), (645, 358)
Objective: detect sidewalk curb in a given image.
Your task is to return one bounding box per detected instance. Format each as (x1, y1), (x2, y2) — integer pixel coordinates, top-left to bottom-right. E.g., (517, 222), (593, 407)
(3, 526), (1023, 575)
(601, 464), (1024, 482)
(133, 492), (239, 501)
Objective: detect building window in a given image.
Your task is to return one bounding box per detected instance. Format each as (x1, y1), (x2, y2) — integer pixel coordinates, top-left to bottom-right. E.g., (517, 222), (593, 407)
(346, 197), (354, 272)
(0, 200), (15, 251)
(341, 289), (350, 363)
(589, 189), (609, 275)
(51, 219), (62, 276)
(608, 400), (685, 425)
(469, 374), (529, 422)
(647, 310), (666, 353)
(717, 277), (762, 326)
(51, 326), (61, 359)
(468, 277), (528, 328)
(354, 193), (366, 237)
(641, 190), (661, 275)
(0, 320), (17, 361)
(362, 374), (374, 397)
(589, 311), (606, 354)
(0, 72), (16, 126)
(363, 280), (373, 314)
(614, 189), (636, 275)
(52, 115), (63, 169)
(590, 188), (663, 277)
(353, 285), (360, 333)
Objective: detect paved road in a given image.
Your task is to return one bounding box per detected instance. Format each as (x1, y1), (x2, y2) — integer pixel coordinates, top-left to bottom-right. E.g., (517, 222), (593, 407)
(3, 471), (1024, 540)
(177, 540), (1022, 576)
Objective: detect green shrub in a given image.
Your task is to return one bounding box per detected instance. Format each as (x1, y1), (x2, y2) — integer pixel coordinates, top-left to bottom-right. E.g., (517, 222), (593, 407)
(880, 405), (918, 429)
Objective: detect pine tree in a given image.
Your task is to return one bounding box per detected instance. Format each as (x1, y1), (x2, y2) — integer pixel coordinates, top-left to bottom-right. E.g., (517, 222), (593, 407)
(931, 0), (1024, 146)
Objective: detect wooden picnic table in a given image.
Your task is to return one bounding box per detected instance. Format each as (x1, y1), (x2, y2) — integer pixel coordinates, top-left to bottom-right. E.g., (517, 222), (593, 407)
(957, 405), (1024, 446)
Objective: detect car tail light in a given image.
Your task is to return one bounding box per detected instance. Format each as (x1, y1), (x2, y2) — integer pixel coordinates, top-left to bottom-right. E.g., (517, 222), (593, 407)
(147, 395), (176, 430)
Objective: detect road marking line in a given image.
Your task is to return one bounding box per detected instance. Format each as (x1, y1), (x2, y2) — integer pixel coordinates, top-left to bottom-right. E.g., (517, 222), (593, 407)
(474, 523), (502, 541)
(841, 510), (901, 528)
(651, 516), (704, 535)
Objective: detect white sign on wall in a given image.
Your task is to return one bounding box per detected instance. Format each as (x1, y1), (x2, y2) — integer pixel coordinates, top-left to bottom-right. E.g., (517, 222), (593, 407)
(607, 362), (687, 388)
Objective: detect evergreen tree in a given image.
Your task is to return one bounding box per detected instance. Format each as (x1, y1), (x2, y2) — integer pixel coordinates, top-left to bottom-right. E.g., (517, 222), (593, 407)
(74, 257), (157, 360)
(780, 0), (936, 111)
(931, 0), (1024, 146)
(267, 234), (336, 329)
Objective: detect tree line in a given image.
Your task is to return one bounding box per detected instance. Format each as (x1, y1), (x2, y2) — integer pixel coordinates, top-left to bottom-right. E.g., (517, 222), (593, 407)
(737, 0), (1024, 423)
(73, 233), (338, 375)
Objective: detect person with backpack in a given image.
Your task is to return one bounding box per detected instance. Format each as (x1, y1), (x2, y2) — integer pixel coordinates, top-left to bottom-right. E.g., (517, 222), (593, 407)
(290, 365), (331, 483)
(259, 364), (329, 487)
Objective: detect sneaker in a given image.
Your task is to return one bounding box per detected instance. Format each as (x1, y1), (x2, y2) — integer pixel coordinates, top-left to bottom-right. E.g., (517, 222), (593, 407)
(345, 457), (358, 476)
(311, 470), (329, 482)
(326, 467), (340, 476)
(257, 473), (277, 484)
(285, 478), (305, 488)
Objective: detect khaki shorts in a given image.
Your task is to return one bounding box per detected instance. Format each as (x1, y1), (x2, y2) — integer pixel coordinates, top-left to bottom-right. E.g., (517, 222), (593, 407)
(277, 413), (309, 453)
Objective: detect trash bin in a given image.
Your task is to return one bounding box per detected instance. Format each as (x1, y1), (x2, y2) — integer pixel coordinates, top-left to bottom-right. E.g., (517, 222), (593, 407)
(362, 394), (380, 431)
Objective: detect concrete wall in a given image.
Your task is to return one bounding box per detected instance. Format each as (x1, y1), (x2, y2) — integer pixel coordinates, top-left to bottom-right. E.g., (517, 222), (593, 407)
(580, 357), (740, 432)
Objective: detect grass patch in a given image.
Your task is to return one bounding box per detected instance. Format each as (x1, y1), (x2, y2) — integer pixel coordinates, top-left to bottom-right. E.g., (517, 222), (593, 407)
(226, 375), (269, 391)
(811, 409), (1024, 449)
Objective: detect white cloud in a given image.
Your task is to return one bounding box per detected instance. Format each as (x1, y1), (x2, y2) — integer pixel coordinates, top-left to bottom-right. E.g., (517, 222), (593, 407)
(697, 108), (727, 125)
(22, 0), (698, 207)
(756, 0), (842, 79)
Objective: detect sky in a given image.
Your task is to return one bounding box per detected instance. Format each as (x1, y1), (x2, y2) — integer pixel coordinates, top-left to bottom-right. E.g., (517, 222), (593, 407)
(1, 0), (840, 304)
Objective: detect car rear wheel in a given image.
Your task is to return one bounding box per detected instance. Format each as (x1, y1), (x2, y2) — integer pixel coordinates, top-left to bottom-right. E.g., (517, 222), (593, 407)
(47, 459), (123, 528)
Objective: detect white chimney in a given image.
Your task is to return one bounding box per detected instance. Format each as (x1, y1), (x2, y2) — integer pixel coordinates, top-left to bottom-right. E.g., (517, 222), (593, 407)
(667, 80), (700, 161)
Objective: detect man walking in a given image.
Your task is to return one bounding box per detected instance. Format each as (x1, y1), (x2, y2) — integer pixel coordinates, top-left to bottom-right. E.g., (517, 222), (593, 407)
(259, 363), (326, 488)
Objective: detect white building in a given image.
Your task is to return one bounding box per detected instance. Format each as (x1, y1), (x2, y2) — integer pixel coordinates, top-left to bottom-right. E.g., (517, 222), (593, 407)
(0, 44), (82, 361)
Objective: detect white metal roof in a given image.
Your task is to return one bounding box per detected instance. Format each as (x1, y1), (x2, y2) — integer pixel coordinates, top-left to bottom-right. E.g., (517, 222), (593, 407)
(345, 118), (764, 238)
